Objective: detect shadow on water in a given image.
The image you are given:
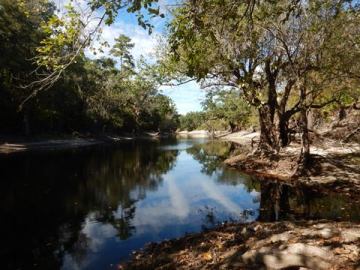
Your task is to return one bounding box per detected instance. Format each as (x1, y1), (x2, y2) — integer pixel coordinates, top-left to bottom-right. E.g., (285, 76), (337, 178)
(0, 139), (358, 269)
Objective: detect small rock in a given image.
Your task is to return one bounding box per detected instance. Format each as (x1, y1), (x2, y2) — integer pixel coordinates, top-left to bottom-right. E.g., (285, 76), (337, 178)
(319, 228), (333, 238)
(253, 224), (262, 231)
(341, 229), (360, 242)
(270, 232), (290, 243)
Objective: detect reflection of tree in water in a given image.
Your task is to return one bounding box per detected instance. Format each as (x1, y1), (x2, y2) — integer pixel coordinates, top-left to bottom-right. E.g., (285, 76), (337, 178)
(186, 141), (260, 192)
(186, 141), (360, 223)
(198, 206), (217, 230)
(0, 141), (178, 269)
(186, 141), (235, 175)
(75, 142), (179, 240)
(187, 141), (261, 224)
(258, 181), (360, 222)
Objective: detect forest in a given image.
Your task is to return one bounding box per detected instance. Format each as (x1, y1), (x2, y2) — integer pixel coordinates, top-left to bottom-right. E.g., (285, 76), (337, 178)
(0, 0), (179, 136)
(1, 0), (360, 269)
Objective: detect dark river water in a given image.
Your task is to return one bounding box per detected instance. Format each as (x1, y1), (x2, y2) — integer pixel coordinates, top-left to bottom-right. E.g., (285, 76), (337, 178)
(1, 138), (359, 270)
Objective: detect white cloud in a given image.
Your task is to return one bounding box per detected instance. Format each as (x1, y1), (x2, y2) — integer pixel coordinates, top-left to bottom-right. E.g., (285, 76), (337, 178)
(93, 21), (160, 62)
(82, 215), (117, 252)
(167, 177), (190, 218)
(54, 0), (159, 62)
(131, 176), (191, 232)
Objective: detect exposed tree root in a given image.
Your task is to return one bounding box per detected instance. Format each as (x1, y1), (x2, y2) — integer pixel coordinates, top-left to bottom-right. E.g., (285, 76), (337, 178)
(224, 138), (360, 190)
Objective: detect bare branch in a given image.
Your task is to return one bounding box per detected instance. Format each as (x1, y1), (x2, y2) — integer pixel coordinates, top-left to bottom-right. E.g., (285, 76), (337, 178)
(161, 78), (197, 87)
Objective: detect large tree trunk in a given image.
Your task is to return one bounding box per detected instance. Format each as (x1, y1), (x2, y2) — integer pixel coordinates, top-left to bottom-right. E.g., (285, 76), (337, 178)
(258, 104), (279, 153)
(278, 112), (292, 147)
(257, 60), (280, 154)
(339, 106), (347, 121)
(277, 79), (297, 147)
(229, 122), (236, 133)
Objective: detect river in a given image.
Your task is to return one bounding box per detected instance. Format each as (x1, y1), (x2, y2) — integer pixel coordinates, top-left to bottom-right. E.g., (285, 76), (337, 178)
(1, 138), (359, 269)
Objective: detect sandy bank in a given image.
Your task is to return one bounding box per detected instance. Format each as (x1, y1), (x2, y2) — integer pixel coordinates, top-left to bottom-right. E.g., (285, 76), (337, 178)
(0, 138), (104, 154)
(176, 130), (230, 138)
(220, 130), (260, 144)
(0, 135), (138, 154)
(222, 131), (360, 189)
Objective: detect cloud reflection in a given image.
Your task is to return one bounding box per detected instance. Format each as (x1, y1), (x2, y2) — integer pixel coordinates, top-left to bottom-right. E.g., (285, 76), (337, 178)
(167, 176), (190, 218)
(200, 180), (242, 214)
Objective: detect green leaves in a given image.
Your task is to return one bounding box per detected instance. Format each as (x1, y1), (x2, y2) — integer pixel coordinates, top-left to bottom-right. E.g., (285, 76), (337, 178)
(35, 3), (83, 70)
(110, 34), (135, 71)
(87, 0), (163, 32)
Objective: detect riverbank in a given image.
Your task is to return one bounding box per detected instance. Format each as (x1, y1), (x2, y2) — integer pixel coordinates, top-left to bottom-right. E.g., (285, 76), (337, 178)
(0, 138), (103, 154)
(0, 133), (167, 154)
(122, 220), (360, 269)
(176, 130), (230, 138)
(221, 131), (360, 191)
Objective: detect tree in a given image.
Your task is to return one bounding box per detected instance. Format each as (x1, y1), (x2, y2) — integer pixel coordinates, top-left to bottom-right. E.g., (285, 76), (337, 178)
(166, 0), (360, 168)
(179, 112), (206, 131)
(202, 89), (252, 132)
(0, 4), (179, 136)
(21, 0), (164, 105)
(110, 34), (135, 72)
(0, 0), (56, 134)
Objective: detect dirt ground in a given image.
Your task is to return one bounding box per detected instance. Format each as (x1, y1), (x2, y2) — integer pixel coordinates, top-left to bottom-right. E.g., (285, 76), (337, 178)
(122, 221), (360, 270)
(222, 131), (360, 191)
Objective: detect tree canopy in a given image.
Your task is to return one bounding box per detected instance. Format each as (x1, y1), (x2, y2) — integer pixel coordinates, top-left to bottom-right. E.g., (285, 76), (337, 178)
(0, 0), (178, 135)
(165, 0), (360, 167)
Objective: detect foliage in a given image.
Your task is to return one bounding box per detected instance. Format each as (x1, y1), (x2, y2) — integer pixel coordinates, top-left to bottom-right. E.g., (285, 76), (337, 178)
(166, 0), (360, 156)
(18, 0), (164, 108)
(202, 89), (254, 131)
(110, 34), (135, 73)
(178, 89), (255, 132)
(0, 0), (178, 135)
(178, 112), (206, 131)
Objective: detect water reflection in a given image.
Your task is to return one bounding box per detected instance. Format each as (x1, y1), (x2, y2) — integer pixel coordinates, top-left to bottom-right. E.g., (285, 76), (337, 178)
(0, 141), (179, 270)
(0, 139), (358, 270)
(190, 141), (360, 223)
(258, 181), (360, 222)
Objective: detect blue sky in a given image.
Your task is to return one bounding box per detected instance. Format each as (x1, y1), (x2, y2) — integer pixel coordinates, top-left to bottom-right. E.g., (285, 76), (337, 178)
(55, 0), (205, 114)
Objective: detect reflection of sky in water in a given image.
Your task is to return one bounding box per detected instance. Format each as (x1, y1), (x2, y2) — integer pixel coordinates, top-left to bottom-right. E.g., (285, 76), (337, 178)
(62, 142), (259, 270)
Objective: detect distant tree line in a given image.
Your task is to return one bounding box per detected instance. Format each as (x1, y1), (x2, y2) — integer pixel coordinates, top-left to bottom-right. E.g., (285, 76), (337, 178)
(179, 89), (257, 132)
